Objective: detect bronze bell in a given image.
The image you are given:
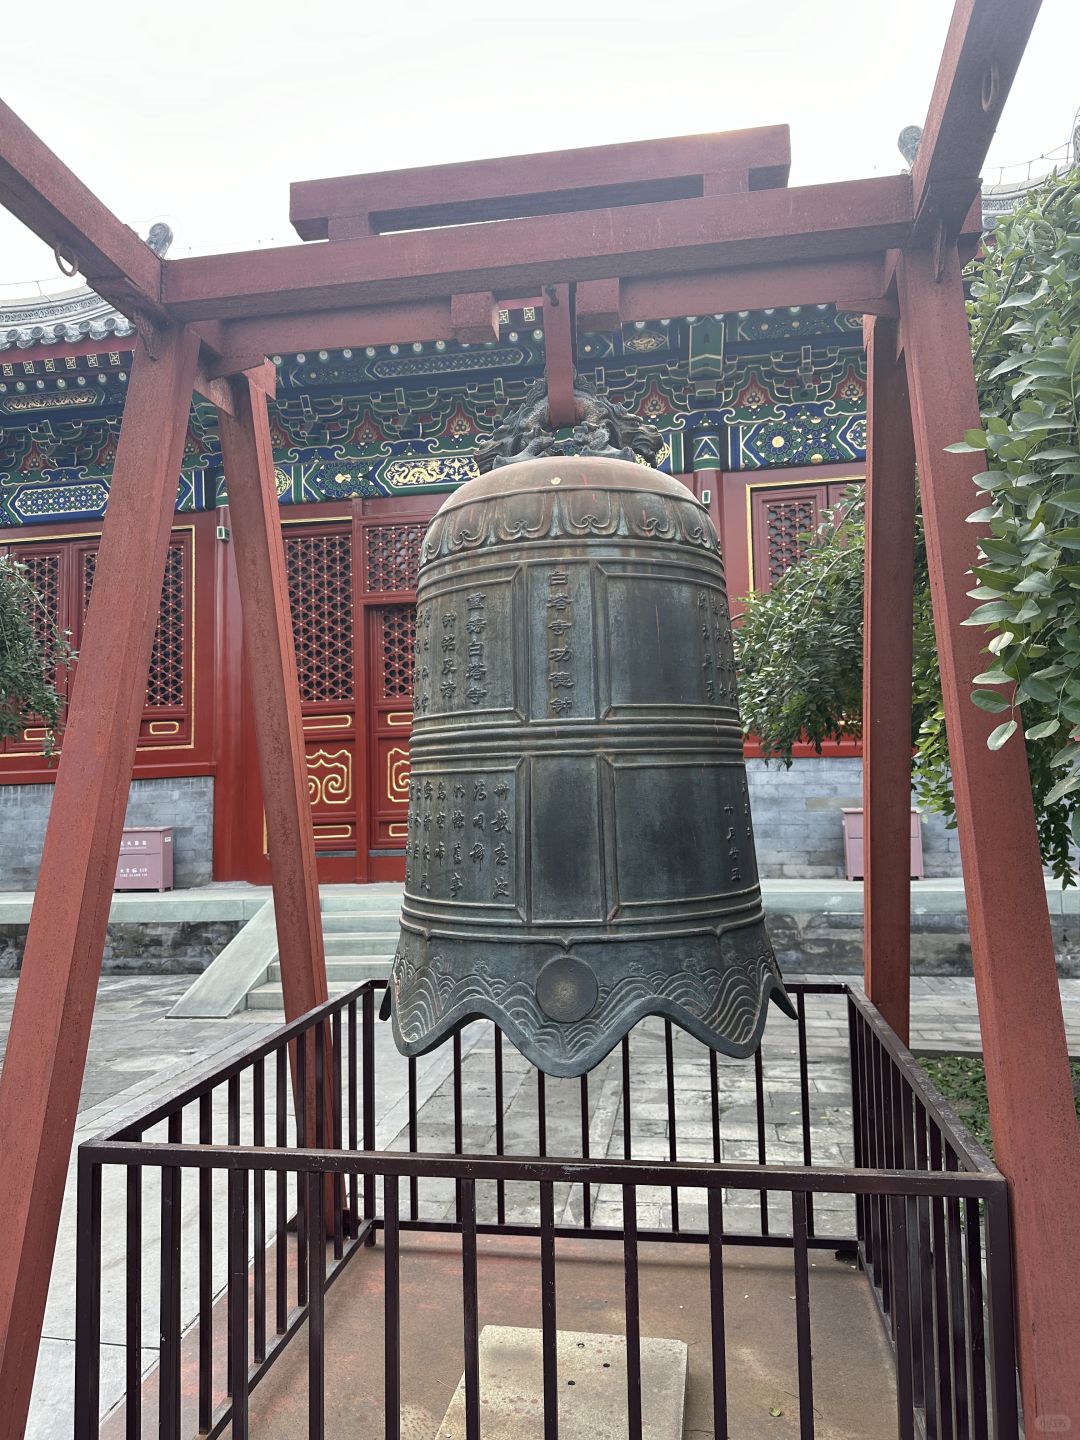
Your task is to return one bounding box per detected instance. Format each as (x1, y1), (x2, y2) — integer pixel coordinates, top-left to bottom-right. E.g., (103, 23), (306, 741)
(387, 380), (792, 1076)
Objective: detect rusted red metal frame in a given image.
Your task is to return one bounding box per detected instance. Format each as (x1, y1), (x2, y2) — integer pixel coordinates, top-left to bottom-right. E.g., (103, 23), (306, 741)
(0, 323), (201, 1436)
(290, 126), (792, 238)
(911, 0), (1043, 241)
(897, 244), (1079, 1426)
(163, 175), (914, 322)
(0, 0), (1076, 1425)
(214, 369), (328, 1016)
(861, 312), (916, 1044)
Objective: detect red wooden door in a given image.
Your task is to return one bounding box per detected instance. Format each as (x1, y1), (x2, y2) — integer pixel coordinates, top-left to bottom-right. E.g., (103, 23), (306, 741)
(358, 518), (426, 882)
(284, 522), (360, 882)
(366, 605), (416, 879)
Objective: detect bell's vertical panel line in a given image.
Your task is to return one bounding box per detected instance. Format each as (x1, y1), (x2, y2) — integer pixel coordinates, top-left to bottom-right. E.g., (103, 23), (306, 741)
(862, 312), (916, 1043)
(898, 244), (1080, 1429)
(0, 324), (201, 1440)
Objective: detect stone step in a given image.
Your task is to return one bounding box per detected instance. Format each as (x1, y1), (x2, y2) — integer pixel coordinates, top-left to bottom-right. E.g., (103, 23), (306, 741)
(319, 886), (404, 914)
(267, 957), (393, 983)
(320, 931), (398, 956)
(319, 910), (400, 933)
(247, 972), (388, 1010)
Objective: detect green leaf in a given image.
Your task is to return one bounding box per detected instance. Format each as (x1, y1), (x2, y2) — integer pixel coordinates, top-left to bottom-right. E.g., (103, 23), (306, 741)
(987, 719), (1018, 750)
(1018, 674), (1058, 703)
(963, 601), (1017, 625)
(1026, 718), (1061, 740)
(972, 668), (1012, 685)
(1044, 773), (1080, 806)
(946, 441), (986, 454)
(972, 689), (1010, 712)
(965, 428), (988, 449)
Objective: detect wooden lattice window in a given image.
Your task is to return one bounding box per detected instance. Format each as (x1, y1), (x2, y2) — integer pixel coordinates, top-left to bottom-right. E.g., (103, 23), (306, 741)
(82, 542), (187, 707)
(285, 531), (354, 703)
(749, 480), (864, 591)
(365, 523), (425, 593)
(18, 551), (62, 681)
(756, 490), (822, 587)
(380, 605), (416, 699)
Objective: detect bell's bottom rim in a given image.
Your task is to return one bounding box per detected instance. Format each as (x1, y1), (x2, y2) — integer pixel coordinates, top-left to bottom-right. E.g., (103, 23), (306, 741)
(386, 967), (795, 1079)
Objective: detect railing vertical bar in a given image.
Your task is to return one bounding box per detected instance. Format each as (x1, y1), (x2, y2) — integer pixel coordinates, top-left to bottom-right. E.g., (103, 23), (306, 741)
(899, 1072), (923, 1413)
(227, 1165), (250, 1439)
(889, 1194), (916, 1440)
(74, 1155), (102, 1440)
(384, 1174), (401, 1440)
(709, 1049), (722, 1163)
(945, 1152), (971, 1440)
(847, 1000), (865, 1249)
(537, 1069), (548, 1158)
(858, 1013), (875, 1267)
(914, 1101), (938, 1440)
(408, 1055), (419, 1221)
(275, 1044), (288, 1334)
(297, 1029), (309, 1305)
(866, 1029), (882, 1285)
(621, 1036), (632, 1160)
(881, 1047), (898, 1316)
(315, 1018), (327, 1149)
(198, 1093), (213, 1429)
(461, 1177), (481, 1440)
(540, 1181), (559, 1440)
(454, 1029), (464, 1223)
(579, 1072), (592, 1229)
(964, 1197), (988, 1437)
(983, 1185), (1019, 1440)
(332, 1009), (344, 1260)
(307, 1168), (326, 1440)
(929, 1127), (955, 1440)
(707, 1187), (728, 1440)
(792, 1191), (815, 1440)
(623, 1182), (643, 1440)
(348, 998), (359, 1238)
(126, 1158), (142, 1440)
(253, 1060), (267, 1363)
(664, 1020), (679, 1233)
(159, 1115), (182, 1440)
(494, 1028), (506, 1226)
(363, 987), (376, 1238)
(754, 1047), (769, 1235)
(796, 991), (814, 1236)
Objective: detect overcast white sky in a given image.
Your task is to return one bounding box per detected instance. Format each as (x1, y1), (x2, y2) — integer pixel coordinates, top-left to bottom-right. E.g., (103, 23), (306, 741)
(1, 0), (1077, 292)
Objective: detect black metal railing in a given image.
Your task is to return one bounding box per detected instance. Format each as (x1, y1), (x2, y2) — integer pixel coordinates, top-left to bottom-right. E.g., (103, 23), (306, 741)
(74, 981), (1019, 1440)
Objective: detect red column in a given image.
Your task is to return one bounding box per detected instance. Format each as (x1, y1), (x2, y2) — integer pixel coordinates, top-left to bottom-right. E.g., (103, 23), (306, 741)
(0, 324), (201, 1439)
(215, 374), (328, 1021)
(861, 314), (916, 1042)
(898, 245), (1080, 1427)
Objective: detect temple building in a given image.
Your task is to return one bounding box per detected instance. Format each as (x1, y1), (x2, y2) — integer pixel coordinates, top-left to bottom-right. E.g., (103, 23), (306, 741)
(0, 273), (960, 888)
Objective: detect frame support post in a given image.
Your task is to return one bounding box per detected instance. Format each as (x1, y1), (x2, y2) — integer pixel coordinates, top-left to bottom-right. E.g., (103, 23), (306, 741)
(0, 324), (201, 1440)
(898, 244), (1080, 1428)
(215, 375), (328, 1022)
(862, 313), (916, 1042)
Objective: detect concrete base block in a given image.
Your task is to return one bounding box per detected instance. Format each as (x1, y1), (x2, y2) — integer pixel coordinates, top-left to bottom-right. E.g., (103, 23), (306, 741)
(438, 1325), (687, 1440)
